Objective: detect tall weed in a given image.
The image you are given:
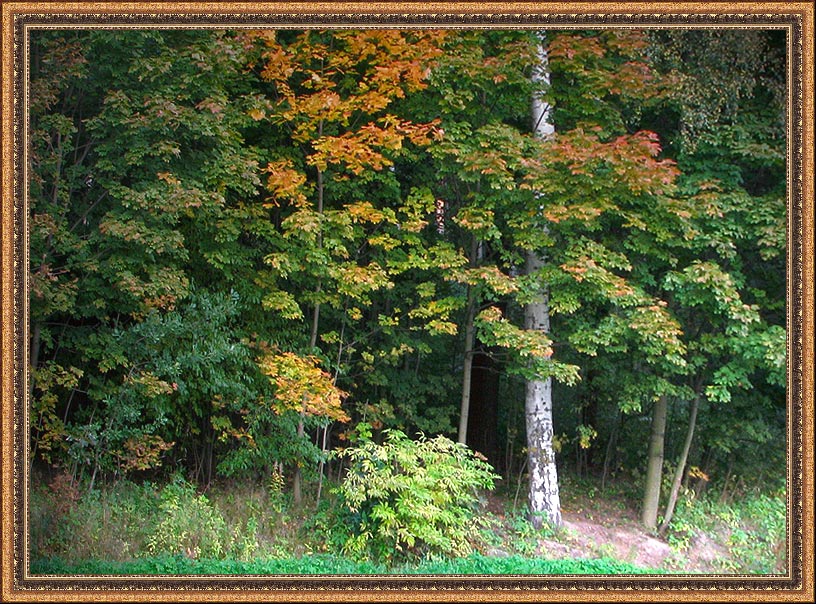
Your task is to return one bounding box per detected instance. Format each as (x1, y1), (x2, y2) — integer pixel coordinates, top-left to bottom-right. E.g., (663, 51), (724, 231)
(29, 473), (160, 562)
(145, 476), (258, 560)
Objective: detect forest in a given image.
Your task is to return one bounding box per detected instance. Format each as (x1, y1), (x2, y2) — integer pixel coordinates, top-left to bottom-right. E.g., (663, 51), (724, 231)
(27, 27), (788, 574)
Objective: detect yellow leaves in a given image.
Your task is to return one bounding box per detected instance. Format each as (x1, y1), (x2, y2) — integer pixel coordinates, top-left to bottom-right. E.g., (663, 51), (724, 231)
(261, 289), (303, 320)
(260, 45), (296, 82)
(476, 305), (503, 323)
(156, 171), (180, 186)
(544, 203), (604, 224)
(688, 466), (710, 482)
(335, 29), (446, 94)
(367, 233), (401, 250)
(259, 349), (349, 423)
(425, 320), (459, 336)
(263, 158), (309, 208)
(124, 371), (175, 398)
(564, 267), (587, 284)
(626, 303), (686, 359)
(309, 117), (433, 176)
(576, 425), (598, 449)
(452, 266), (519, 296)
(452, 207), (495, 232)
(331, 262), (393, 299)
(253, 29), (442, 180)
(345, 201), (395, 225)
(476, 306), (553, 360)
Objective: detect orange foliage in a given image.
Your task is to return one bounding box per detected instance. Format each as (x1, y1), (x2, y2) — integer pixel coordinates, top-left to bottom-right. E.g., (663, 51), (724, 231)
(258, 350), (350, 423)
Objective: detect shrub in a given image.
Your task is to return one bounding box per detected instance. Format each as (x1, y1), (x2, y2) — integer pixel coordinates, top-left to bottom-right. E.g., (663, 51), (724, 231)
(145, 476), (258, 560)
(333, 427), (500, 563)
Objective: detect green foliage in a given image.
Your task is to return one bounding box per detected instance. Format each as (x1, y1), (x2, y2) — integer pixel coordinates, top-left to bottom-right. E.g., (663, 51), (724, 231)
(145, 476), (258, 561)
(333, 427), (500, 562)
(27, 27), (786, 531)
(665, 489), (786, 573)
(29, 472), (161, 562)
(30, 553), (663, 575)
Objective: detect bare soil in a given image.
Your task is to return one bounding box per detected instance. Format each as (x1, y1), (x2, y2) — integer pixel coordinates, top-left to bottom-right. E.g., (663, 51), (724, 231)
(486, 492), (733, 573)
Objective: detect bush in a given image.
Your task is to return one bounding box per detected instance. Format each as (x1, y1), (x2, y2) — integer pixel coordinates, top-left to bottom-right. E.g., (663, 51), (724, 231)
(332, 427), (500, 563)
(145, 476), (258, 560)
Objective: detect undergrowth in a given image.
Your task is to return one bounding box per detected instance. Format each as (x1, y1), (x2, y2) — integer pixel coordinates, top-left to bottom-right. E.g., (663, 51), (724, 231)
(664, 488), (786, 573)
(29, 469), (786, 575)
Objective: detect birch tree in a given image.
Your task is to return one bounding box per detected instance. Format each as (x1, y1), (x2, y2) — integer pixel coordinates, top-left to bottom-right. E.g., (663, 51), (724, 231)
(524, 34), (561, 528)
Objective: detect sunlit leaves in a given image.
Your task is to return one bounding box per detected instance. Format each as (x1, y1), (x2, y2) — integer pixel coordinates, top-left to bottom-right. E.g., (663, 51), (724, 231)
(663, 261), (760, 333)
(258, 350), (349, 423)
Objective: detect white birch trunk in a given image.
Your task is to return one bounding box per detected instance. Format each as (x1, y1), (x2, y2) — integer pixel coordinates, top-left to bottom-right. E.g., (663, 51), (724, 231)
(525, 36), (561, 529)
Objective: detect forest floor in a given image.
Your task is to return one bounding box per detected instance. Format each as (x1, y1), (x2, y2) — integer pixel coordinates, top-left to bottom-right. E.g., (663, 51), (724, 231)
(483, 490), (733, 574)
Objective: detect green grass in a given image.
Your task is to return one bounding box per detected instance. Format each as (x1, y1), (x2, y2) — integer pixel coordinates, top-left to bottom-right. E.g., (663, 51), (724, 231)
(30, 553), (665, 575)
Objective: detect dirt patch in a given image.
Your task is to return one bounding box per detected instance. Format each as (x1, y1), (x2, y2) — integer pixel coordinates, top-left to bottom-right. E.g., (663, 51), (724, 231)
(490, 494), (733, 573)
(542, 515), (673, 570)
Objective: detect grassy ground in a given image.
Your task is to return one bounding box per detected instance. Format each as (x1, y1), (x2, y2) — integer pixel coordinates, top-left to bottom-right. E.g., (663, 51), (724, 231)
(31, 554), (664, 575)
(28, 470), (786, 576)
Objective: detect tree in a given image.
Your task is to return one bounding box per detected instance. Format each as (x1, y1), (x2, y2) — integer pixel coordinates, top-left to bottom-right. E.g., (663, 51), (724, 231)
(27, 28), (786, 524)
(523, 34), (562, 528)
(28, 29), (275, 483)
(520, 30), (686, 529)
(639, 29), (787, 527)
(249, 29), (448, 502)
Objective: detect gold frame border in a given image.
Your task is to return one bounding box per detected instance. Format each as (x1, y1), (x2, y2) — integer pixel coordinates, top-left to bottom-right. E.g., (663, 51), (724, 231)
(2, 2), (813, 602)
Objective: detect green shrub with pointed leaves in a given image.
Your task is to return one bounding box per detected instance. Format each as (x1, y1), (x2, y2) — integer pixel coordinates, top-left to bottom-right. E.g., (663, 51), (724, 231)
(333, 426), (499, 563)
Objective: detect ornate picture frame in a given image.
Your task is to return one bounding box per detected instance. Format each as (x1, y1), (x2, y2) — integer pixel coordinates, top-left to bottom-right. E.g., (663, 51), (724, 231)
(2, 2), (813, 601)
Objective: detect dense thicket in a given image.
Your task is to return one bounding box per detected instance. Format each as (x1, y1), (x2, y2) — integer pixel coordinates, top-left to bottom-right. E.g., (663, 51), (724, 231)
(29, 28), (786, 526)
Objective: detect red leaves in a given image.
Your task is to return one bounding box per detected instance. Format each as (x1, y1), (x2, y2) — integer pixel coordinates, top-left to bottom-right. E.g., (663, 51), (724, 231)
(118, 435), (174, 472)
(548, 34), (605, 62)
(548, 30), (662, 100)
(543, 128), (678, 196)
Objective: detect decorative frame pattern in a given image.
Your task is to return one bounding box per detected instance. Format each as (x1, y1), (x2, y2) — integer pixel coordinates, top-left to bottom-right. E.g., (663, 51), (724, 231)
(2, 2), (813, 601)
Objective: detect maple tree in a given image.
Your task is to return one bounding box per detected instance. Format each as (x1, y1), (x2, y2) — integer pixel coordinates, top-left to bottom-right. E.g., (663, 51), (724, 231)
(246, 29), (451, 502)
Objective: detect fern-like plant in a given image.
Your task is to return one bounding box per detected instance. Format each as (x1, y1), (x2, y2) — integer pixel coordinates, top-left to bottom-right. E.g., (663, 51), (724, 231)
(333, 427), (499, 563)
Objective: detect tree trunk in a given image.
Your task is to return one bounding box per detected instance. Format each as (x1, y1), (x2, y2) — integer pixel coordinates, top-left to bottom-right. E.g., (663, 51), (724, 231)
(524, 252), (561, 528)
(295, 153), (325, 506)
(292, 418), (305, 504)
(601, 409), (620, 490)
(457, 286), (477, 444)
(30, 322), (41, 398)
(659, 394), (700, 536)
(641, 394), (668, 529)
(524, 34), (561, 530)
